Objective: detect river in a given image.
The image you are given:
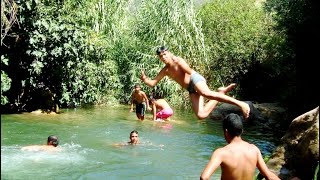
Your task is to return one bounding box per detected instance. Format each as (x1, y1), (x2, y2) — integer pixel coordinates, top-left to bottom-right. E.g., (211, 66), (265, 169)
(1, 105), (277, 179)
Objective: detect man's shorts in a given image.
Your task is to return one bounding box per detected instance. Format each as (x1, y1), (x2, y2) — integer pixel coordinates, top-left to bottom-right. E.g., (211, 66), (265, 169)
(187, 72), (206, 94)
(136, 102), (146, 116)
(156, 108), (173, 119)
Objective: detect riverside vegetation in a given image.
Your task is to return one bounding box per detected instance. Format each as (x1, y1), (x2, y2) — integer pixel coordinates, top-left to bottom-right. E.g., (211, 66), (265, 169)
(1, 0), (318, 135)
(1, 0), (318, 178)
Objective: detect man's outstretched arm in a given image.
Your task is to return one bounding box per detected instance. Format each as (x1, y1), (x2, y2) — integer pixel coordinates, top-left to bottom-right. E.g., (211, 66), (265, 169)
(140, 68), (166, 87)
(142, 92), (151, 111)
(129, 93), (135, 112)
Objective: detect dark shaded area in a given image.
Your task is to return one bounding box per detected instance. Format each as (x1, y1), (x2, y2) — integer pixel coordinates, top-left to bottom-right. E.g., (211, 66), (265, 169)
(240, 0), (319, 131)
(1, 2), (60, 114)
(242, 1), (319, 179)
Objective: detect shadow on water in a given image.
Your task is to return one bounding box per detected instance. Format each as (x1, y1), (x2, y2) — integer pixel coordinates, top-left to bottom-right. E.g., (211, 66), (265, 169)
(1, 105), (277, 179)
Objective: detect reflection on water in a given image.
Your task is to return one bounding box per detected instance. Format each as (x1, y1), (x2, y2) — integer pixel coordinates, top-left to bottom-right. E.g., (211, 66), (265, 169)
(1, 105), (277, 179)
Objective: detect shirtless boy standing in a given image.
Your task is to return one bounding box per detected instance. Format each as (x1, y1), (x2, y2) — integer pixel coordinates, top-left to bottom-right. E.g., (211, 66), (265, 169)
(200, 113), (280, 180)
(149, 96), (173, 121)
(130, 84), (151, 120)
(140, 46), (250, 120)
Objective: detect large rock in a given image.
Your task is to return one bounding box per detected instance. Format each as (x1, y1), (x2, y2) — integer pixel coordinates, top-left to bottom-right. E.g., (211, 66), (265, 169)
(262, 106), (319, 179)
(209, 101), (261, 121)
(209, 101), (285, 125)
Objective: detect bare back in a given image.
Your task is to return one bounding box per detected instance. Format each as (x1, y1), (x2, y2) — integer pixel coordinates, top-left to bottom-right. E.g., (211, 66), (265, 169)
(154, 99), (171, 110)
(21, 145), (61, 152)
(220, 141), (258, 180)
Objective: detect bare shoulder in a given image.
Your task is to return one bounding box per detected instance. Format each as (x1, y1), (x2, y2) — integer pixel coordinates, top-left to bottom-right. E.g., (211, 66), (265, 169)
(112, 143), (127, 148)
(248, 142), (260, 150)
(21, 145), (40, 151)
(173, 56), (185, 63)
(247, 142), (261, 154)
(21, 145), (61, 152)
(212, 147), (226, 157)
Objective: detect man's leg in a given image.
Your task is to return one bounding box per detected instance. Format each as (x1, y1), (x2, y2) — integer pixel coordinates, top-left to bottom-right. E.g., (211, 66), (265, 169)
(194, 82), (250, 119)
(189, 93), (208, 120)
(190, 83), (236, 120)
(136, 104), (144, 120)
(137, 114), (143, 120)
(140, 103), (146, 120)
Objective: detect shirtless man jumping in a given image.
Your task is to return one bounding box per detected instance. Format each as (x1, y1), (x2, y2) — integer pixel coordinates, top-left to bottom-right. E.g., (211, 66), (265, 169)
(141, 46), (250, 120)
(200, 113), (280, 180)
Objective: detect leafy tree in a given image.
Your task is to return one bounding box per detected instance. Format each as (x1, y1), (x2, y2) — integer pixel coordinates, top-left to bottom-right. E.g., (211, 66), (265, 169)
(198, 0), (285, 89)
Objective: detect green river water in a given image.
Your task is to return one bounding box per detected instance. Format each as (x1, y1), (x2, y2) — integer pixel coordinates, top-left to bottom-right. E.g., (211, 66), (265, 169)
(1, 105), (276, 180)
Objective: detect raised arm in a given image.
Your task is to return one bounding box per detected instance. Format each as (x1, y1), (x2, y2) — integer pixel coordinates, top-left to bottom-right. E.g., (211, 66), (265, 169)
(140, 68), (167, 87)
(152, 102), (157, 121)
(130, 93), (134, 112)
(200, 148), (223, 180)
(256, 146), (280, 180)
(142, 92), (151, 111)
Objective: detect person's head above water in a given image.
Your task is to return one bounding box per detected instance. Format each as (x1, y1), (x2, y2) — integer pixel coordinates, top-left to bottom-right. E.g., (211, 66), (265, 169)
(129, 130), (139, 145)
(47, 135), (59, 147)
(222, 113), (243, 140)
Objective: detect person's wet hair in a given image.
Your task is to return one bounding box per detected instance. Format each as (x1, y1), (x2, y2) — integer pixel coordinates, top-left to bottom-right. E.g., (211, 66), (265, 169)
(222, 113), (243, 137)
(130, 130), (138, 135)
(47, 135), (59, 147)
(156, 46), (168, 55)
(151, 90), (163, 99)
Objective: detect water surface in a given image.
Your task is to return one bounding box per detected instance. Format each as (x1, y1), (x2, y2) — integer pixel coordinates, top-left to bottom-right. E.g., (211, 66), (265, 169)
(1, 105), (276, 179)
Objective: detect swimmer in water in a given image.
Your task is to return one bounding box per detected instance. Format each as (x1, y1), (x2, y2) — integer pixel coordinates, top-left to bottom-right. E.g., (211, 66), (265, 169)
(113, 130), (164, 149)
(128, 130), (140, 145)
(21, 135), (61, 151)
(113, 130), (140, 147)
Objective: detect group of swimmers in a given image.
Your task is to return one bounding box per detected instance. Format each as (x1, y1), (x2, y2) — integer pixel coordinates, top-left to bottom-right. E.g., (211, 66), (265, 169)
(128, 46), (280, 179)
(21, 46), (280, 179)
(130, 83), (174, 121)
(20, 114), (280, 179)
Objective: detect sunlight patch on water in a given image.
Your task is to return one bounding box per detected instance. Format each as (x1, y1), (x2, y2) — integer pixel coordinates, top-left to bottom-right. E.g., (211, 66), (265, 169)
(1, 143), (95, 179)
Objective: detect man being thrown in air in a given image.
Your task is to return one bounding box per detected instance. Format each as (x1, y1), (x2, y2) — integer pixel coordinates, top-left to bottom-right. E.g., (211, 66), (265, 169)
(140, 46), (250, 120)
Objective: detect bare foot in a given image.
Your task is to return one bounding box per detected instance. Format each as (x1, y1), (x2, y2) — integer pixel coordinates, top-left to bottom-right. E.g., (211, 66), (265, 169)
(217, 83), (236, 94)
(240, 102), (250, 120)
